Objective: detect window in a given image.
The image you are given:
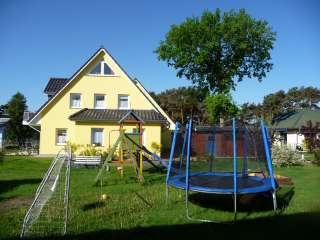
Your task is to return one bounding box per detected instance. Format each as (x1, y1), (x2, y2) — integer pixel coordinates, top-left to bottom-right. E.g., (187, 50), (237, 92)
(89, 60), (114, 76)
(91, 128), (103, 146)
(90, 63), (101, 75)
(56, 129), (67, 145)
(103, 62), (113, 75)
(118, 95), (130, 109)
(70, 93), (81, 108)
(94, 94), (106, 109)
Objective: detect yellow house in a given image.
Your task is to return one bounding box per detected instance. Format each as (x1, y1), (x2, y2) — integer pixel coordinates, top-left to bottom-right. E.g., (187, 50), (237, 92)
(24, 47), (174, 156)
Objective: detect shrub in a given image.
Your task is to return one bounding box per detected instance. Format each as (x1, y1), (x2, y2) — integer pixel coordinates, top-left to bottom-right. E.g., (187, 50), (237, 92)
(79, 144), (101, 156)
(4, 144), (19, 150)
(271, 145), (304, 167)
(313, 148), (320, 166)
(161, 129), (172, 157)
(101, 148), (118, 163)
(151, 142), (161, 155)
(0, 150), (4, 163)
(66, 141), (81, 154)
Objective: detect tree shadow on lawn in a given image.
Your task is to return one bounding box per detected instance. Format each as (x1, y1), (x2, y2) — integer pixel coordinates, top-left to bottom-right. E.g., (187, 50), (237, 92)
(95, 172), (165, 188)
(82, 201), (106, 211)
(142, 165), (166, 174)
(28, 211), (319, 240)
(0, 178), (42, 201)
(188, 186), (295, 213)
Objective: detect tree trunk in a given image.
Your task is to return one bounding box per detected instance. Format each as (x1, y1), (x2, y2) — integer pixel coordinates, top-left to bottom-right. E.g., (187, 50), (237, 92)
(219, 117), (224, 127)
(181, 108), (184, 124)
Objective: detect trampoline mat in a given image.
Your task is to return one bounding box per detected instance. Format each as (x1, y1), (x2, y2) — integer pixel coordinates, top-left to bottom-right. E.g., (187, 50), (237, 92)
(168, 172), (275, 194)
(188, 175), (263, 189)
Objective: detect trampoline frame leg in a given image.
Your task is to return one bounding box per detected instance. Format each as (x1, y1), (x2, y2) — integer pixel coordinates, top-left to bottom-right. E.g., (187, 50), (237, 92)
(185, 190), (212, 223)
(233, 192), (237, 222)
(272, 191), (277, 212)
(185, 191), (234, 224)
(165, 185), (169, 204)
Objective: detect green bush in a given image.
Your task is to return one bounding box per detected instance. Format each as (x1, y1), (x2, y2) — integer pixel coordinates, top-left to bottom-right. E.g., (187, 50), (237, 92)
(0, 150), (4, 163)
(151, 142), (161, 155)
(4, 144), (19, 150)
(79, 144), (101, 156)
(161, 128), (173, 157)
(66, 141), (81, 154)
(271, 145), (304, 167)
(101, 148), (118, 163)
(313, 148), (320, 166)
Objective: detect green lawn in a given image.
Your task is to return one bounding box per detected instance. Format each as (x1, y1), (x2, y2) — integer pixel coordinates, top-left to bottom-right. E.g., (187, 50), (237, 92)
(0, 155), (319, 239)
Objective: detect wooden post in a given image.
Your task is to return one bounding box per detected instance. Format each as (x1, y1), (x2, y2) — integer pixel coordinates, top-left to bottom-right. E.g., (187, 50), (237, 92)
(119, 124), (123, 164)
(139, 123), (143, 177)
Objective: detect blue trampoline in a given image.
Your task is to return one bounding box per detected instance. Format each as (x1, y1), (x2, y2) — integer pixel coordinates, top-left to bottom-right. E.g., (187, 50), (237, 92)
(168, 172), (275, 194)
(165, 118), (278, 221)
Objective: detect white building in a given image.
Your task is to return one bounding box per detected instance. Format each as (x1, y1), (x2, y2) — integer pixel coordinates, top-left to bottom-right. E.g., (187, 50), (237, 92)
(272, 108), (320, 150)
(0, 115), (10, 149)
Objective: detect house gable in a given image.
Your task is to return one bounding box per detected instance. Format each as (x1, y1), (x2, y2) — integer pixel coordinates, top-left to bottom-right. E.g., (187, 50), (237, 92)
(28, 47), (174, 128)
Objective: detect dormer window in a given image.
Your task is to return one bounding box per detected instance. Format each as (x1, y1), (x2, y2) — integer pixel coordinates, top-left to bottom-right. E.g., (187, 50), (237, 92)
(89, 60), (114, 76)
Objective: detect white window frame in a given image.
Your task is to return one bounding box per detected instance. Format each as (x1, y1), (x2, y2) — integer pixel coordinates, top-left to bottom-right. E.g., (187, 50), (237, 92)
(70, 93), (82, 109)
(91, 128), (104, 146)
(88, 60), (115, 76)
(118, 94), (130, 110)
(56, 129), (67, 146)
(94, 94), (106, 109)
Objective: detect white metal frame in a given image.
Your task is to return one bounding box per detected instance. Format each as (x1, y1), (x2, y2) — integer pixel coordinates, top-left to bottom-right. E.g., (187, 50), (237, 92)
(20, 147), (71, 237)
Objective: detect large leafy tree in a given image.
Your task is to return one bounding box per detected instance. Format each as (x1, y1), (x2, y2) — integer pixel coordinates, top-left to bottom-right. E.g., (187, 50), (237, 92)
(240, 102), (263, 120)
(156, 9), (276, 94)
(301, 121), (320, 152)
(205, 94), (238, 124)
(153, 87), (206, 124)
(240, 86), (320, 123)
(6, 92), (34, 146)
(285, 87), (320, 109)
(262, 90), (286, 122)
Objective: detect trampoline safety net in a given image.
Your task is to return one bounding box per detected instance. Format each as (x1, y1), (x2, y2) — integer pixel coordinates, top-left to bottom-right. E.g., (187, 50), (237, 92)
(166, 118), (277, 194)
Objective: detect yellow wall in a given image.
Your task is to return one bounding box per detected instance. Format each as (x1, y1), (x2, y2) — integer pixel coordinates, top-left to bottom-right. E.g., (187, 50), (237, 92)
(39, 51), (162, 155)
(73, 122), (161, 152)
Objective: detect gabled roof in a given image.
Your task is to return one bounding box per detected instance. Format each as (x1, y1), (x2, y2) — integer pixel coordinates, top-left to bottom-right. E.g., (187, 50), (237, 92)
(27, 47), (174, 128)
(44, 78), (68, 95)
(272, 108), (320, 130)
(69, 109), (167, 124)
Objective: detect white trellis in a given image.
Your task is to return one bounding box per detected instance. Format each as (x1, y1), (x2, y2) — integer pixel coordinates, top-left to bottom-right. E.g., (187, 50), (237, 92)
(21, 147), (71, 238)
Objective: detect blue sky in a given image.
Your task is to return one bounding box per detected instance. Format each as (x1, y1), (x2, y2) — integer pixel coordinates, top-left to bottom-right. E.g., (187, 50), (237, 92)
(0, 0), (319, 111)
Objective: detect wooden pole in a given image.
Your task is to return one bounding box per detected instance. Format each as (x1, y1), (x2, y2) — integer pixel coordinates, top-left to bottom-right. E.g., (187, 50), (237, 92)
(120, 124), (123, 164)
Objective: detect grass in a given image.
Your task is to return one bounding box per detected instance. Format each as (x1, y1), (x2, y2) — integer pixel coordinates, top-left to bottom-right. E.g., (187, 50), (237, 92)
(0, 155), (319, 239)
